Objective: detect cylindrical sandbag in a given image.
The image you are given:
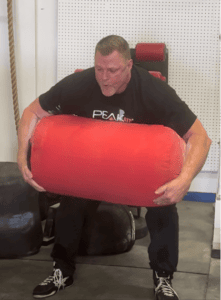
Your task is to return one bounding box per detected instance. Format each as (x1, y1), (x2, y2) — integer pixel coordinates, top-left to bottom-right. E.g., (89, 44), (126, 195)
(135, 43), (165, 62)
(30, 115), (186, 207)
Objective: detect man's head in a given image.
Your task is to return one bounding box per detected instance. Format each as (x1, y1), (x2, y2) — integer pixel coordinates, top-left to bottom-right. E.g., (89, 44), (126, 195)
(94, 35), (133, 97)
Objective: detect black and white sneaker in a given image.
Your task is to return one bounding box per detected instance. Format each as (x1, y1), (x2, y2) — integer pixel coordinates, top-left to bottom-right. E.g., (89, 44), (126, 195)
(33, 262), (74, 298)
(154, 271), (179, 300)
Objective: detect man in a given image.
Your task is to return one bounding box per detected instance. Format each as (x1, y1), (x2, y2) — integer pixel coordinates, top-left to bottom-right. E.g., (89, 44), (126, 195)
(17, 35), (211, 300)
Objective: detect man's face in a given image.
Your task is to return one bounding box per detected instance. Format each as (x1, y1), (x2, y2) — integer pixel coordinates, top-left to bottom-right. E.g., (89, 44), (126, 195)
(95, 50), (133, 97)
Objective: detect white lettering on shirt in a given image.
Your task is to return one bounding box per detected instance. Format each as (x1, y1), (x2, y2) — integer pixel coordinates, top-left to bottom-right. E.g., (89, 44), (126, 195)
(92, 109), (134, 123)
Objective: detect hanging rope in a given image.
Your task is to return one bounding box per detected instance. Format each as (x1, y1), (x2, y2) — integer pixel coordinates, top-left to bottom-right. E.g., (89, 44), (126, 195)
(7, 0), (20, 134)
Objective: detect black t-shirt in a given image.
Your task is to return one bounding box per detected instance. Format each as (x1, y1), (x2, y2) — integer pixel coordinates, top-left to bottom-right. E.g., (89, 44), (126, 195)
(39, 65), (197, 137)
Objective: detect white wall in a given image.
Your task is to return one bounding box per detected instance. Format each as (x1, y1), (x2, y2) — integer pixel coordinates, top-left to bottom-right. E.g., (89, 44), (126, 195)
(0, 0), (219, 198)
(0, 0), (19, 161)
(0, 0), (57, 162)
(36, 0), (57, 97)
(212, 5), (221, 249)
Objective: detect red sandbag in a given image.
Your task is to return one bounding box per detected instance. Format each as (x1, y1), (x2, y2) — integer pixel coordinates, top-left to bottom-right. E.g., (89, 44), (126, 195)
(30, 115), (185, 207)
(135, 43), (165, 62)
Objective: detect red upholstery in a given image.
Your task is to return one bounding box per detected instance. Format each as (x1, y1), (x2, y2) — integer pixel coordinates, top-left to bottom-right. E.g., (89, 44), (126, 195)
(149, 71), (166, 81)
(74, 69), (84, 73)
(30, 115), (185, 207)
(135, 43), (165, 62)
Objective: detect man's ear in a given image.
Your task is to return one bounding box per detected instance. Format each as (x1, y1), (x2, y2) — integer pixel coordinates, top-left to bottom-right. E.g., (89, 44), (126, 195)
(128, 59), (133, 71)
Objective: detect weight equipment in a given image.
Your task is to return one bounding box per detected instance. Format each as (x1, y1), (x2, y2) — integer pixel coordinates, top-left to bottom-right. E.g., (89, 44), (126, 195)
(148, 71), (166, 81)
(41, 194), (136, 254)
(78, 202), (136, 255)
(130, 43), (168, 83)
(135, 43), (166, 62)
(0, 162), (43, 258)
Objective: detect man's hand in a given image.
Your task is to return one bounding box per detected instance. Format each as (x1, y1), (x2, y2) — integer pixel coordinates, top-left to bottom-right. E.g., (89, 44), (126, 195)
(17, 98), (51, 193)
(153, 176), (191, 206)
(17, 155), (46, 192)
(153, 118), (212, 206)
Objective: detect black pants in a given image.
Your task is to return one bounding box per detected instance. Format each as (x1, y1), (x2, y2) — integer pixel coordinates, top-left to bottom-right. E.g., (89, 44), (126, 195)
(51, 197), (178, 277)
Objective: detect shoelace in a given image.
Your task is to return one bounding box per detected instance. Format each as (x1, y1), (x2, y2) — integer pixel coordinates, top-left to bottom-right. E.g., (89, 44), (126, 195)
(155, 277), (178, 297)
(40, 269), (66, 291)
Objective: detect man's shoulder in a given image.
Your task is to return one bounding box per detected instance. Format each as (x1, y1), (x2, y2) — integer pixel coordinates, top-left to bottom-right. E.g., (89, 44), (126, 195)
(132, 65), (152, 78)
(132, 65), (164, 86)
(132, 65), (168, 94)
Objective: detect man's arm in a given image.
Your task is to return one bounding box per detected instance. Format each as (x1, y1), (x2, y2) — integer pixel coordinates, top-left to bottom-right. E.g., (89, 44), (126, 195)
(17, 98), (51, 192)
(153, 118), (212, 205)
(178, 118), (212, 182)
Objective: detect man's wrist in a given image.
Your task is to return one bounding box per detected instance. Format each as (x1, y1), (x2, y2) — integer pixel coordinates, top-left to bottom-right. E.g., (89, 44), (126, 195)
(178, 171), (193, 185)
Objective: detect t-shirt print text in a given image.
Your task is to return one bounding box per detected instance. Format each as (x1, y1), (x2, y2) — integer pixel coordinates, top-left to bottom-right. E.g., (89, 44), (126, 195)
(92, 109), (134, 123)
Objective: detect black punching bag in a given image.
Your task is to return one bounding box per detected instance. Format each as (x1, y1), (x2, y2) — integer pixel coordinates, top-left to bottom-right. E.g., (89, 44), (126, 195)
(0, 162), (43, 258)
(78, 202), (136, 255)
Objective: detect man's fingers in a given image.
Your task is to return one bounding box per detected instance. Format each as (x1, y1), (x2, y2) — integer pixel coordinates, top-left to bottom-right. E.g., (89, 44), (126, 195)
(29, 179), (46, 192)
(155, 184), (167, 195)
(23, 166), (33, 180)
(23, 166), (46, 192)
(153, 195), (169, 206)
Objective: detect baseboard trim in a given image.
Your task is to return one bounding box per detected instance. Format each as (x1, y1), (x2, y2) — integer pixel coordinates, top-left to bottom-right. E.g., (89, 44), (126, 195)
(211, 249), (220, 259)
(184, 192), (216, 203)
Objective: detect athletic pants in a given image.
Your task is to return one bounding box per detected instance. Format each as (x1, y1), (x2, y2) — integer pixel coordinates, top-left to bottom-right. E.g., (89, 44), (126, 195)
(50, 197), (179, 278)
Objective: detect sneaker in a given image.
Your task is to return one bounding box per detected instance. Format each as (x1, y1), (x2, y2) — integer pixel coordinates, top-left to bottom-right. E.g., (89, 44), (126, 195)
(154, 271), (179, 300)
(33, 262), (74, 298)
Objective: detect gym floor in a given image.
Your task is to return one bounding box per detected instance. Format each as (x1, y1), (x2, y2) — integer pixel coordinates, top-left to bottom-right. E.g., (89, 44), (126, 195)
(0, 200), (220, 300)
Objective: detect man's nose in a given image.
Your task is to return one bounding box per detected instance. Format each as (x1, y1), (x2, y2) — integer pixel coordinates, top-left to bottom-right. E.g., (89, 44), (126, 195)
(102, 70), (109, 81)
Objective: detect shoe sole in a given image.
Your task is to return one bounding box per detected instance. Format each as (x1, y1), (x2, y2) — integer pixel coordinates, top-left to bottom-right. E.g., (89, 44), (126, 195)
(153, 288), (158, 300)
(33, 282), (74, 299)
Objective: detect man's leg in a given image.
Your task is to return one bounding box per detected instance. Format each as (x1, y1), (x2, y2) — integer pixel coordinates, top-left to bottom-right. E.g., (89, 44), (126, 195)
(145, 204), (180, 300)
(146, 204), (179, 274)
(51, 196), (100, 276)
(33, 196), (100, 298)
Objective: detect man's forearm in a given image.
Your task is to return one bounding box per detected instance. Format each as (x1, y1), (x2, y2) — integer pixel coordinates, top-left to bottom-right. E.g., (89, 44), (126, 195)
(17, 108), (40, 161)
(179, 133), (212, 183)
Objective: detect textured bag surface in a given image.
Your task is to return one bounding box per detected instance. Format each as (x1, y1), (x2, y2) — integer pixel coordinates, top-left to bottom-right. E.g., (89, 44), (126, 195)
(31, 115), (185, 207)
